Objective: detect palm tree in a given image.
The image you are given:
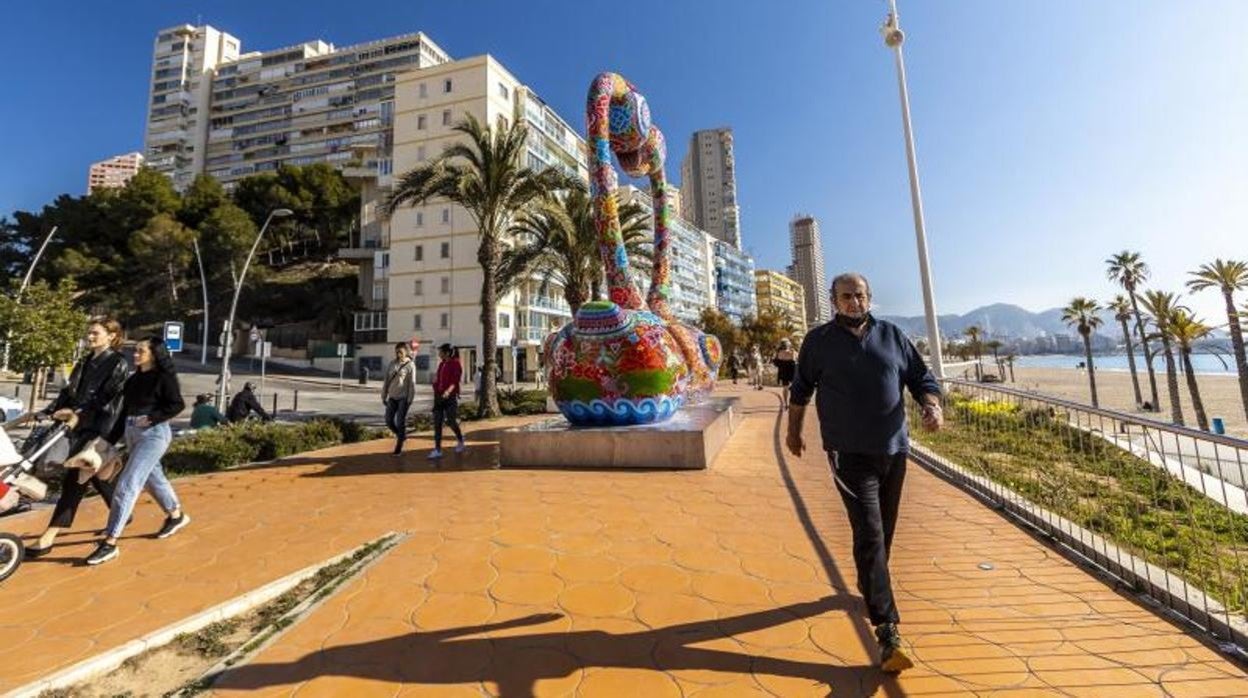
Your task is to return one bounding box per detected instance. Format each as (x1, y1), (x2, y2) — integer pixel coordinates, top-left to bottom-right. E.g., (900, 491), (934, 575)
(1187, 259), (1248, 421)
(1138, 290), (1186, 426)
(1004, 353), (1017, 382)
(1062, 297), (1103, 407)
(964, 325), (983, 380)
(1169, 309), (1212, 431)
(502, 183), (652, 317)
(985, 339), (1004, 379)
(1107, 251), (1160, 410)
(1106, 294), (1144, 407)
(385, 114), (566, 417)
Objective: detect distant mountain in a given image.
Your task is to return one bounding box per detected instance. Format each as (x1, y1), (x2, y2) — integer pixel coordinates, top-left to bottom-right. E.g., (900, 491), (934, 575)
(880, 303), (1116, 340)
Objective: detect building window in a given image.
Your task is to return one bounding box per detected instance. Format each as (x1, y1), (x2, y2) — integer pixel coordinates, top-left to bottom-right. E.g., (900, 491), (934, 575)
(414, 245), (423, 261)
(417, 145), (426, 161)
(415, 212), (423, 227)
(440, 276), (450, 294)
(498, 82), (509, 99)
(499, 313), (510, 329)
(441, 208), (450, 224)
(440, 312), (449, 329)
(440, 241), (450, 259)
(417, 114), (426, 130)
(414, 279), (423, 296)
(443, 78), (453, 93)
(413, 314), (423, 330)
(497, 115), (508, 132)
(419, 83), (427, 98)
(442, 109), (451, 126)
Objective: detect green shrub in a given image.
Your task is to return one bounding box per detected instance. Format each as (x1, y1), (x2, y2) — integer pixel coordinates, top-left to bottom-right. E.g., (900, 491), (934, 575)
(163, 418), (356, 475)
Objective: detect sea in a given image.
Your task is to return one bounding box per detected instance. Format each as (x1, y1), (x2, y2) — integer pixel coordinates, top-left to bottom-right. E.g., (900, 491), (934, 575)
(1011, 353), (1237, 375)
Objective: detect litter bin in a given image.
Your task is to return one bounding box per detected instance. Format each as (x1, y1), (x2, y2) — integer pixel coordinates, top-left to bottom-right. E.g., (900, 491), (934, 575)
(358, 366), (370, 385)
(1211, 417), (1226, 435)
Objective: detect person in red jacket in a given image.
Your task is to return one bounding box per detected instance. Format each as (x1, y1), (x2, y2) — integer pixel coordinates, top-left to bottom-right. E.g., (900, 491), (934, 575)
(429, 343), (465, 459)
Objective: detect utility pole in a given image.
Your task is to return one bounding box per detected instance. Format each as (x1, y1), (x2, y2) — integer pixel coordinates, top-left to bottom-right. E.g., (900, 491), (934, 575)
(192, 238), (209, 365)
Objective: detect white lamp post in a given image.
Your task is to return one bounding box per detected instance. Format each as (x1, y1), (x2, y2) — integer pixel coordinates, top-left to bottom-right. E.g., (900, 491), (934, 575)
(882, 0), (945, 378)
(216, 209), (293, 407)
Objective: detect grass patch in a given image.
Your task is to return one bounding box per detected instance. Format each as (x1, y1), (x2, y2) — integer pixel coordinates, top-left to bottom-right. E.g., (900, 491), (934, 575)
(912, 390), (1248, 614)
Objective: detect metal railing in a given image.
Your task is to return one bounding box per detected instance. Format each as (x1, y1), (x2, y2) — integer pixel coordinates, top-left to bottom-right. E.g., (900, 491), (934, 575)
(908, 378), (1248, 652)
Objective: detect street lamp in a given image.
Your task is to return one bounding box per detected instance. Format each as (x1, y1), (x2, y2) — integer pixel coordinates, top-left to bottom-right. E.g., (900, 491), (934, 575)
(2, 226), (58, 373)
(216, 208), (293, 408)
(881, 0), (945, 378)
(192, 238), (209, 366)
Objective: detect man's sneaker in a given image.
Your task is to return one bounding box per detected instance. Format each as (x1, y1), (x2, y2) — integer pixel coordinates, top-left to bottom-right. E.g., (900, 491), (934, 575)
(454, 439), (466, 454)
(427, 449), (444, 460)
(156, 513), (191, 539)
(85, 542), (119, 566)
(876, 623), (913, 673)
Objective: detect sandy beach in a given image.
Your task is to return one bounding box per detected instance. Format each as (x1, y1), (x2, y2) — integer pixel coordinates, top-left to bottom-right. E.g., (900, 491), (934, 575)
(951, 364), (1248, 440)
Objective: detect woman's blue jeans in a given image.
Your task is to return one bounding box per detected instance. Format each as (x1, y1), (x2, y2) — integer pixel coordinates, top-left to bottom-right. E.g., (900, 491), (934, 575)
(106, 421), (179, 539)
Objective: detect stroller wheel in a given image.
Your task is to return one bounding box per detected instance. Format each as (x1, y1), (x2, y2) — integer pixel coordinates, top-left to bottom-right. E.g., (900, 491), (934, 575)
(0, 533), (23, 583)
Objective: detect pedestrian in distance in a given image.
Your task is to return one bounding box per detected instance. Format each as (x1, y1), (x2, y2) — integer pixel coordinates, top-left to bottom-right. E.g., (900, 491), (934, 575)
(747, 345), (765, 390)
(189, 393), (227, 430)
(226, 382), (270, 423)
(786, 272), (943, 673)
(429, 344), (465, 460)
(727, 352), (742, 385)
(772, 339), (797, 410)
(381, 342), (417, 455)
(21, 317), (129, 558)
(85, 337), (189, 566)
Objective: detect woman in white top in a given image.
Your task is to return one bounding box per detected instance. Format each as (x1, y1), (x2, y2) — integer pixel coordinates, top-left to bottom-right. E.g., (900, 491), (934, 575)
(381, 343), (417, 455)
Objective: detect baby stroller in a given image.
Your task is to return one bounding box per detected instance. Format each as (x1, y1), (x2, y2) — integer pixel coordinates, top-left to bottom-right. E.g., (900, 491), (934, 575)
(1, 416), (72, 582)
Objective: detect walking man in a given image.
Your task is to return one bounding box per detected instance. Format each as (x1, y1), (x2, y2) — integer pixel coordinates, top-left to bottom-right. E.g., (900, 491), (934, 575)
(786, 272), (943, 672)
(381, 343), (417, 455)
(429, 344), (465, 460)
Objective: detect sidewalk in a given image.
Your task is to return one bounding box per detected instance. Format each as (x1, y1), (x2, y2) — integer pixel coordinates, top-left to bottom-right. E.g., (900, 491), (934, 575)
(1, 387), (1244, 696)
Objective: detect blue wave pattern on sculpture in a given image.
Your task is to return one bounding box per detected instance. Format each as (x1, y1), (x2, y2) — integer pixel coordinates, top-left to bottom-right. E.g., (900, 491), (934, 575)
(561, 396), (684, 426)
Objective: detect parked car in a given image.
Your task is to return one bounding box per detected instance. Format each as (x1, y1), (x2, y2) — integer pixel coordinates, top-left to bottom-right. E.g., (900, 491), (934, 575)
(0, 396), (22, 424)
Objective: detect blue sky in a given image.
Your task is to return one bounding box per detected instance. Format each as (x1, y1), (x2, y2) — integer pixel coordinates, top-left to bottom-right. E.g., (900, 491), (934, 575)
(3, 1), (1246, 322)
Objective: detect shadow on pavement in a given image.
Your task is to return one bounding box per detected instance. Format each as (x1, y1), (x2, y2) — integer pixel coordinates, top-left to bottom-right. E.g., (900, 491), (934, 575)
(216, 597), (891, 696)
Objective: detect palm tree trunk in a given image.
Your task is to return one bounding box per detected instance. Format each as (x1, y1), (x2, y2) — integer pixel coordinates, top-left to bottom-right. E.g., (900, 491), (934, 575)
(1222, 289), (1248, 421)
(1082, 332), (1099, 407)
(1181, 348), (1209, 431)
(1118, 318), (1143, 407)
(1159, 337), (1184, 426)
(1007, 360), (1015, 382)
(1129, 294), (1160, 409)
(478, 239), (502, 418)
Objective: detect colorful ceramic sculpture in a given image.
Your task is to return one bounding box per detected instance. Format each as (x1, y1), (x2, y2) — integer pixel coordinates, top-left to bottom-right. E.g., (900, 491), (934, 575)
(543, 73), (722, 426)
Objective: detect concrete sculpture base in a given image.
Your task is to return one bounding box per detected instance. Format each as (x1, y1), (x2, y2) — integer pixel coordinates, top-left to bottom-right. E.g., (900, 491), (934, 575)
(500, 397), (741, 470)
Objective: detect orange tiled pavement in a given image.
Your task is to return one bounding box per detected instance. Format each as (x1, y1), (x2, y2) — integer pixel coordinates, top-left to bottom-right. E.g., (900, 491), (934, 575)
(3, 387), (1246, 696)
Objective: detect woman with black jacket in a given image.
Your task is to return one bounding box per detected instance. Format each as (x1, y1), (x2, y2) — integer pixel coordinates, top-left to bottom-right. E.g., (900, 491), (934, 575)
(85, 337), (188, 566)
(25, 318), (129, 557)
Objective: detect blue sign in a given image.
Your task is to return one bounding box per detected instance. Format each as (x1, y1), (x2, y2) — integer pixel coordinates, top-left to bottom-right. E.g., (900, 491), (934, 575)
(163, 321), (184, 353)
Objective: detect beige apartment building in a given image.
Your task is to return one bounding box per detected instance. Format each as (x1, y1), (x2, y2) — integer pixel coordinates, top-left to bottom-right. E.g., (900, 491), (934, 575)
(382, 55), (587, 381)
(679, 127), (741, 250)
(754, 269), (808, 339)
(87, 152), (144, 193)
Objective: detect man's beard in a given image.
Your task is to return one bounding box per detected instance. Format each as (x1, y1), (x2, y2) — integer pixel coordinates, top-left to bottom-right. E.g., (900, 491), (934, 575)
(835, 312), (870, 329)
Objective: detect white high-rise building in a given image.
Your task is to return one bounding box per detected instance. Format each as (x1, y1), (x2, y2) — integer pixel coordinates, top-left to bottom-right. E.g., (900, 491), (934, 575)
(789, 214), (830, 325)
(145, 25), (242, 190)
(679, 127), (741, 250)
(87, 152), (144, 194)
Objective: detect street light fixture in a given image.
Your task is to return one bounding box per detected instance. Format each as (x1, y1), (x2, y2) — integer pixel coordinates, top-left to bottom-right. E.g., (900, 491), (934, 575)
(881, 0), (945, 378)
(2, 226), (59, 373)
(215, 208), (294, 408)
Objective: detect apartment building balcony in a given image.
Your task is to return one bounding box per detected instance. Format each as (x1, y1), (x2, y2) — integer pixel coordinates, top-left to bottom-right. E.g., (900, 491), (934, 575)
(148, 128), (188, 145)
(520, 295), (571, 314)
(352, 308), (388, 345)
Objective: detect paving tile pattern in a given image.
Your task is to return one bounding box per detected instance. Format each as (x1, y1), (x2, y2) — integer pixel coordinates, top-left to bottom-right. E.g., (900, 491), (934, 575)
(1, 386), (1244, 696)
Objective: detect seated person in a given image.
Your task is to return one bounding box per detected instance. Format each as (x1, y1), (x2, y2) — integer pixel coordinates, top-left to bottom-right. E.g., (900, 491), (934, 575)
(189, 394), (227, 429)
(226, 382), (271, 423)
